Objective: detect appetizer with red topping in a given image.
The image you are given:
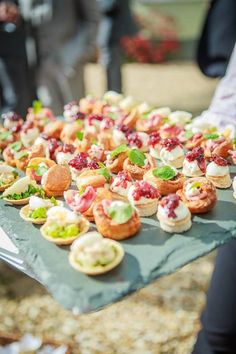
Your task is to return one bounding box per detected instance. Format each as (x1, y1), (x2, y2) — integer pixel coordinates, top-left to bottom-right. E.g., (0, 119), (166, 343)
(26, 157), (56, 183)
(182, 147), (206, 177)
(148, 132), (162, 159)
(123, 149), (156, 180)
(157, 194), (192, 233)
(55, 144), (76, 165)
(128, 180), (161, 216)
(160, 138), (184, 168)
(127, 132), (149, 152)
(110, 171), (133, 200)
(203, 134), (233, 159)
(177, 177), (217, 214)
(185, 132), (204, 150)
(206, 155), (231, 188)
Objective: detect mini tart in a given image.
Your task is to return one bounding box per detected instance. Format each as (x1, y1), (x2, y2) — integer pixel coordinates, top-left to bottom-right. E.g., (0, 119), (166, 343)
(123, 154), (156, 180)
(42, 165), (72, 197)
(203, 138), (233, 159)
(20, 200), (63, 224)
(93, 201), (141, 240)
(40, 216), (90, 245)
(143, 168), (185, 195)
(2, 146), (17, 167)
(109, 171), (133, 201)
(3, 196), (31, 205)
(121, 109), (139, 129)
(206, 157), (231, 189)
(69, 232), (124, 275)
(0, 167), (18, 192)
(83, 188), (114, 221)
(2, 176), (39, 205)
(76, 170), (107, 190)
(159, 138), (184, 168)
(26, 157), (56, 181)
(206, 174), (232, 189)
(177, 177), (217, 214)
(60, 122), (82, 144)
(185, 133), (205, 150)
(106, 152), (128, 174)
(98, 131), (115, 151)
(43, 120), (65, 139)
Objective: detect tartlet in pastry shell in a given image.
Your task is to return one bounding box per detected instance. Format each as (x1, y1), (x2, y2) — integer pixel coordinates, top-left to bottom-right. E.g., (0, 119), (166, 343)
(3, 197), (31, 205)
(42, 165), (72, 197)
(20, 201), (63, 224)
(40, 217), (90, 245)
(177, 177), (217, 213)
(157, 212), (191, 233)
(93, 202), (141, 240)
(106, 152), (128, 174)
(123, 154), (156, 180)
(206, 174), (232, 189)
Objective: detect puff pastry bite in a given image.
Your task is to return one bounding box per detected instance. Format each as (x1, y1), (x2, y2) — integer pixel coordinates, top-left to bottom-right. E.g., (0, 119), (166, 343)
(0, 164), (18, 192)
(203, 135), (233, 159)
(136, 112), (163, 133)
(69, 232), (124, 275)
(182, 147), (206, 177)
(64, 187), (113, 221)
(109, 171), (133, 200)
(206, 155), (231, 189)
(55, 144), (76, 165)
(157, 194), (192, 233)
(128, 180), (160, 216)
(20, 121), (40, 148)
(160, 124), (182, 140)
(76, 169), (108, 190)
(43, 120), (65, 139)
(68, 153), (100, 181)
(20, 195), (63, 224)
(123, 150), (156, 180)
(148, 131), (162, 159)
(40, 206), (89, 245)
(177, 177), (217, 214)
(42, 164), (72, 196)
(93, 200), (141, 240)
(60, 122), (82, 144)
(106, 144), (129, 173)
(160, 138), (184, 168)
(144, 165), (185, 195)
(88, 144), (106, 162)
(26, 157), (56, 183)
(63, 100), (82, 122)
(185, 133), (205, 150)
(2, 111), (23, 131)
(127, 132), (149, 152)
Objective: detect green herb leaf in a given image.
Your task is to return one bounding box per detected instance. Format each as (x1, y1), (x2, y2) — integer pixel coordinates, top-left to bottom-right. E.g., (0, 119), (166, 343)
(9, 141), (22, 152)
(14, 151), (29, 160)
(108, 202), (133, 224)
(204, 133), (219, 140)
(110, 144), (128, 159)
(190, 182), (201, 189)
(76, 119), (83, 126)
(97, 167), (111, 182)
(76, 131), (84, 141)
(35, 164), (48, 177)
(128, 149), (146, 167)
(184, 130), (194, 139)
(107, 112), (118, 120)
(5, 184), (43, 200)
(29, 207), (47, 219)
(92, 138), (98, 145)
(78, 188), (85, 195)
(152, 166), (177, 180)
(0, 131), (12, 141)
(33, 100), (42, 114)
(50, 197), (57, 206)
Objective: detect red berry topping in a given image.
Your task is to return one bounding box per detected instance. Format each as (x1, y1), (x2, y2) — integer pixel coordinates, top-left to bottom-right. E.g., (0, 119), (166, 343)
(48, 138), (61, 161)
(212, 155), (228, 166)
(112, 171), (132, 189)
(57, 144), (75, 154)
(185, 147), (206, 173)
(68, 152), (89, 170)
(132, 181), (160, 201)
(116, 124), (132, 137)
(127, 132), (143, 148)
(11, 122), (22, 133)
(87, 114), (103, 126)
(162, 125), (182, 137)
(148, 131), (161, 147)
(191, 133), (203, 141)
(87, 160), (99, 169)
(2, 111), (22, 122)
(160, 194), (180, 218)
(64, 101), (79, 111)
(161, 138), (182, 151)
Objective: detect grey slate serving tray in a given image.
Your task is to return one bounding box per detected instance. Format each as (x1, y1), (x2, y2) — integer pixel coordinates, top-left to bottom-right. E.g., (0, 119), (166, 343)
(0, 172), (236, 314)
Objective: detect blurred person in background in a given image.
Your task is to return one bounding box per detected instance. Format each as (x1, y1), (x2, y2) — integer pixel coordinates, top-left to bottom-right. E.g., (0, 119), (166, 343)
(0, 0), (52, 116)
(97, 0), (138, 93)
(37, 0), (99, 115)
(192, 1), (236, 353)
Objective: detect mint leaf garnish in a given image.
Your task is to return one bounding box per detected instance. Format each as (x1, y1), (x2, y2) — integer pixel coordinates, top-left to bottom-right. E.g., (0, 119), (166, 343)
(152, 166), (176, 180)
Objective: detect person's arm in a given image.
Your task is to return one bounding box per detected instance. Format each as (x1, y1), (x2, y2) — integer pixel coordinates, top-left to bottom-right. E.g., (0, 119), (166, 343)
(194, 43), (236, 128)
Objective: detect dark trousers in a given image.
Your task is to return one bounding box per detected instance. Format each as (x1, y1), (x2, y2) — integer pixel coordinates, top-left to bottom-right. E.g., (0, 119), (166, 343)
(192, 239), (236, 354)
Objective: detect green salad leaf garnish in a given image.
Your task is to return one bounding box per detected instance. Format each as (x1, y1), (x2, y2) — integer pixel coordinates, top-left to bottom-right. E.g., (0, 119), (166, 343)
(45, 224), (79, 238)
(184, 130), (194, 139)
(33, 100), (42, 114)
(108, 202), (133, 224)
(128, 149), (146, 167)
(97, 164), (111, 182)
(76, 119), (83, 126)
(27, 163), (48, 176)
(29, 207), (47, 219)
(9, 141), (22, 152)
(190, 181), (201, 189)
(50, 196), (58, 205)
(204, 133), (219, 140)
(110, 144), (128, 159)
(76, 131), (84, 141)
(4, 184), (44, 200)
(152, 166), (177, 180)
(0, 131), (12, 141)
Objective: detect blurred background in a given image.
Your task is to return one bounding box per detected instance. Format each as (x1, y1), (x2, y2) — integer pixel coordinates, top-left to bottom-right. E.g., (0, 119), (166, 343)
(0, 0), (219, 353)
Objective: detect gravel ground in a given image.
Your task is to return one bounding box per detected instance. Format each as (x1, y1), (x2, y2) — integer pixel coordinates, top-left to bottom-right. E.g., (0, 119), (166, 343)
(0, 62), (219, 353)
